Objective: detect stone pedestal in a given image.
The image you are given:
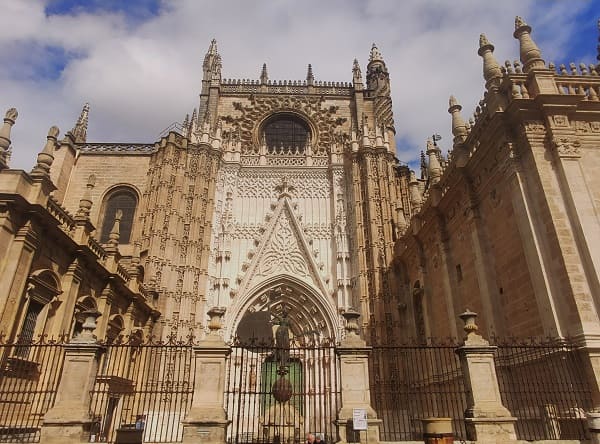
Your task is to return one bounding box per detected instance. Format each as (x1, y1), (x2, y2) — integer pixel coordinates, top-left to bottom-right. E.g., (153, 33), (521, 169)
(335, 310), (381, 444)
(422, 417), (453, 444)
(587, 412), (600, 444)
(456, 311), (516, 443)
(182, 307), (231, 443)
(41, 341), (105, 443)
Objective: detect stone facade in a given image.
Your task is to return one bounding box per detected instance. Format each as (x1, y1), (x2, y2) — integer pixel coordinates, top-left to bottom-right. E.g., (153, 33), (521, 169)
(0, 15), (599, 444)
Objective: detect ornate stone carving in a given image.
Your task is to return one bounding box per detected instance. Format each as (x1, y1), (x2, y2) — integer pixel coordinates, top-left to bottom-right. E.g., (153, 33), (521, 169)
(553, 137), (582, 158)
(222, 95), (347, 155)
(523, 121), (545, 134)
(552, 115), (569, 127)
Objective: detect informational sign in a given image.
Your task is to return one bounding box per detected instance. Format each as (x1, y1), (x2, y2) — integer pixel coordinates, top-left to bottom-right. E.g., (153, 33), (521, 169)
(352, 408), (368, 431)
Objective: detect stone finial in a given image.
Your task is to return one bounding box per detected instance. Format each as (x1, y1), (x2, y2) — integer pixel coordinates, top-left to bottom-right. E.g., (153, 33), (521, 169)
(369, 43), (383, 63)
(71, 102), (89, 143)
(182, 113), (189, 130)
(342, 308), (361, 337)
(71, 309), (101, 343)
(426, 139), (442, 185)
(207, 306), (226, 336)
(203, 38), (218, 69)
(306, 64), (314, 85)
(478, 34), (502, 91)
(514, 16), (545, 72)
(0, 108), (18, 168)
(31, 126), (59, 177)
(260, 63), (269, 85)
(352, 58), (362, 83)
(107, 209), (123, 249)
(448, 95), (468, 146)
(458, 309), (488, 345)
(76, 174), (96, 218)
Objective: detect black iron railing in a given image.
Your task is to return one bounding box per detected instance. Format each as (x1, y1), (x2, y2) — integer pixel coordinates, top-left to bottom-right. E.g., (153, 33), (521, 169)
(369, 339), (467, 441)
(0, 335), (66, 443)
(493, 337), (593, 441)
(88, 336), (195, 443)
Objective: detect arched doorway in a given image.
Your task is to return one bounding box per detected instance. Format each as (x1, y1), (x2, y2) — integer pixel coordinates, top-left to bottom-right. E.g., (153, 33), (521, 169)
(225, 280), (340, 443)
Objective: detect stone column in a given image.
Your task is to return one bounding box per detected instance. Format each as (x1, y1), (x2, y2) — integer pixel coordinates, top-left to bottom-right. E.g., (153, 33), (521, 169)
(335, 309), (381, 444)
(41, 310), (105, 444)
(182, 307), (231, 443)
(455, 310), (516, 443)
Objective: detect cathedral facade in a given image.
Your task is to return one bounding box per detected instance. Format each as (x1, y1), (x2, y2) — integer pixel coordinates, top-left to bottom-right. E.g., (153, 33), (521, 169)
(0, 16), (600, 444)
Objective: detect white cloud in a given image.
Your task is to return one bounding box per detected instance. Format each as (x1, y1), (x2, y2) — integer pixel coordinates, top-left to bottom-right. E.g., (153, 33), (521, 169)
(0, 0), (594, 170)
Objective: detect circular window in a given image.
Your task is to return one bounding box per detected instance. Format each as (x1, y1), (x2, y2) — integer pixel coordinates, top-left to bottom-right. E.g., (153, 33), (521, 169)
(262, 114), (310, 154)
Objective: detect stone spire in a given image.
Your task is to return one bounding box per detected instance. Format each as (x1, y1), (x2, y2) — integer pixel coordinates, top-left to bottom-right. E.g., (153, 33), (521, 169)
(0, 108), (17, 169)
(71, 103), (89, 143)
(203, 38), (218, 70)
(369, 43), (384, 63)
(426, 139), (442, 185)
(409, 171), (423, 213)
(260, 63), (269, 85)
(202, 38), (222, 83)
(31, 126), (59, 177)
(478, 34), (502, 91)
(306, 64), (314, 86)
(448, 95), (468, 147)
(514, 16), (545, 72)
(76, 174), (96, 219)
(352, 58), (362, 84)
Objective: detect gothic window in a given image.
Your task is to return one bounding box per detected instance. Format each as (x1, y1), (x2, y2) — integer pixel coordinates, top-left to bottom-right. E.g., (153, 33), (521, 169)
(99, 187), (138, 244)
(262, 114), (310, 154)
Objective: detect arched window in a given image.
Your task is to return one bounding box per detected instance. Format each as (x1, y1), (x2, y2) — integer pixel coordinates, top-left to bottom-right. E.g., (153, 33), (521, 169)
(99, 187), (138, 244)
(15, 270), (61, 357)
(262, 114), (310, 154)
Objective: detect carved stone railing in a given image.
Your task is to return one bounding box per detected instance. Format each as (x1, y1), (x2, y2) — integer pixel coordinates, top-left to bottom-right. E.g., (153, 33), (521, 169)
(87, 237), (107, 262)
(116, 263), (130, 282)
(47, 196), (75, 235)
(220, 78), (353, 96)
(78, 143), (156, 154)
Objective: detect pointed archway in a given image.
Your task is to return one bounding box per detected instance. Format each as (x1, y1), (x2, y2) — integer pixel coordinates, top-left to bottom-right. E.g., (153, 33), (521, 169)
(226, 276), (339, 343)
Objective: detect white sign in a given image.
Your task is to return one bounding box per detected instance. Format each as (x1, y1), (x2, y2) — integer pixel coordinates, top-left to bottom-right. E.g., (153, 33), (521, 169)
(352, 408), (368, 431)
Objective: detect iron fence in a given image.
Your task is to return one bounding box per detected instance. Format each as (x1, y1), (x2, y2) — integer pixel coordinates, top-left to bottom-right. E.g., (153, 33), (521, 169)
(225, 338), (340, 444)
(493, 337), (593, 441)
(369, 339), (467, 441)
(0, 335), (66, 443)
(88, 336), (195, 443)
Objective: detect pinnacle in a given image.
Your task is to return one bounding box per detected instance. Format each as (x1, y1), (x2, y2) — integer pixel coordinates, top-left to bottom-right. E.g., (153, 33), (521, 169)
(479, 34), (493, 50)
(515, 16), (527, 30)
(369, 43), (383, 62)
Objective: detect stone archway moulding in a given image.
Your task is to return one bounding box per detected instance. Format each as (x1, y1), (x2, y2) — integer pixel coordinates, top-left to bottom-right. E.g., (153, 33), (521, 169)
(225, 274), (339, 342)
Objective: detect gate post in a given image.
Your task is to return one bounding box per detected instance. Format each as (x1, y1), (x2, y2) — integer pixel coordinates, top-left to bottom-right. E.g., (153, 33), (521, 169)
(335, 309), (381, 444)
(182, 307), (231, 443)
(41, 310), (105, 444)
(455, 310), (517, 443)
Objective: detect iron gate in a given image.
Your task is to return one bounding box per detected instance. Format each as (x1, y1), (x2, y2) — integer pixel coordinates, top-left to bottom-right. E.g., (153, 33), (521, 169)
(225, 339), (340, 444)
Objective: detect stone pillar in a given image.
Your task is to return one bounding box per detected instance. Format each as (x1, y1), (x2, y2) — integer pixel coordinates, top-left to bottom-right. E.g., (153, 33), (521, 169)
(182, 307), (231, 443)
(587, 412), (600, 444)
(335, 309), (381, 444)
(455, 310), (516, 443)
(41, 310), (104, 444)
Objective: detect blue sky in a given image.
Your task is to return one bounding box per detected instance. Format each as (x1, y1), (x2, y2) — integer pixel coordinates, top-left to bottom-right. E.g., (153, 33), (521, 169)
(0, 0), (598, 170)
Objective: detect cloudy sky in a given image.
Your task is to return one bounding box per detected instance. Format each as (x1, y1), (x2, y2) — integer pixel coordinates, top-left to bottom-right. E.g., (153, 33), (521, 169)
(1, 0), (598, 170)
